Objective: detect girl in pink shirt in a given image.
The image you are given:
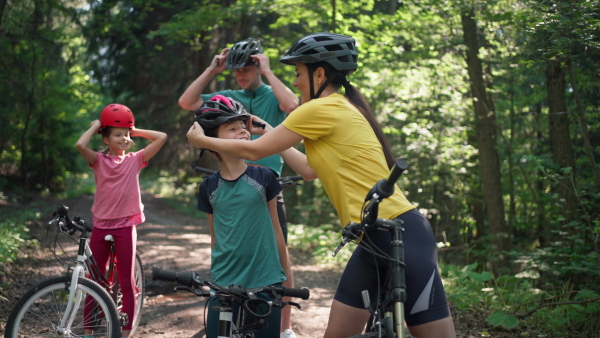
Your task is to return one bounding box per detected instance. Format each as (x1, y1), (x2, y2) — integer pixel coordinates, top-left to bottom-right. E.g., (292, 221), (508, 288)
(75, 103), (167, 337)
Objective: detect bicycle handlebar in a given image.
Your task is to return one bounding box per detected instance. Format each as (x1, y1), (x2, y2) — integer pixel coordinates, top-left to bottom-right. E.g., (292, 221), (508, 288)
(50, 203), (93, 234)
(362, 159), (408, 224)
(152, 268), (310, 300)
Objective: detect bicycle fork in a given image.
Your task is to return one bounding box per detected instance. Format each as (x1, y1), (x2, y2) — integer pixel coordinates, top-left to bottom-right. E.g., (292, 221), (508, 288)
(57, 233), (89, 334)
(388, 221), (407, 338)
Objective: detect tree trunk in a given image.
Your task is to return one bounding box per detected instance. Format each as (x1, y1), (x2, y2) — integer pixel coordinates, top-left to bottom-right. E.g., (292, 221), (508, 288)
(461, 11), (510, 274)
(566, 56), (600, 189)
(546, 60), (577, 224)
(0, 0), (6, 27)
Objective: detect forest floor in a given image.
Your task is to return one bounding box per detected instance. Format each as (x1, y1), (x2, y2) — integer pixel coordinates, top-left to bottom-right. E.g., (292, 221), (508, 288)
(0, 192), (517, 337)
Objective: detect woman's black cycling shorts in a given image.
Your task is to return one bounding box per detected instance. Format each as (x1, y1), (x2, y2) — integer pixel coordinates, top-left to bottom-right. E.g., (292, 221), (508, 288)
(334, 208), (451, 326)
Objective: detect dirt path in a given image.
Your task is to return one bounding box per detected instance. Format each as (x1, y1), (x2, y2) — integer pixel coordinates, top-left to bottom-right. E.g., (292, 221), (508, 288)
(0, 193), (339, 337)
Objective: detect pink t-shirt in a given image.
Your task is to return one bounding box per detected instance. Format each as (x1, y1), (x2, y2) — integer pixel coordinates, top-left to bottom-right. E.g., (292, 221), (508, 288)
(90, 150), (148, 220)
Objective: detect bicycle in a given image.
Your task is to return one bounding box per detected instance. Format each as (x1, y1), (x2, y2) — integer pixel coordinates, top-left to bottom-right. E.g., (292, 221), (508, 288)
(332, 158), (413, 338)
(4, 203), (145, 338)
(151, 267), (309, 337)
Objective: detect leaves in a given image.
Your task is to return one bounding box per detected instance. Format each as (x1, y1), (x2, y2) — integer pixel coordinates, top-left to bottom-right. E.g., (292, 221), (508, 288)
(486, 310), (519, 329)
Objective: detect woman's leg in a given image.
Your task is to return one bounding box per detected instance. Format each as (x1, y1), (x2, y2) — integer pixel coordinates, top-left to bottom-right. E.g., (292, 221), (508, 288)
(324, 242), (382, 337)
(408, 317), (456, 338)
(400, 209), (455, 337)
(323, 300), (370, 338)
(325, 209), (456, 338)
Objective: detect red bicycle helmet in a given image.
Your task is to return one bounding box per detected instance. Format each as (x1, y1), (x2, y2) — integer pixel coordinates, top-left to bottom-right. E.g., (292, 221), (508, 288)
(98, 103), (135, 133)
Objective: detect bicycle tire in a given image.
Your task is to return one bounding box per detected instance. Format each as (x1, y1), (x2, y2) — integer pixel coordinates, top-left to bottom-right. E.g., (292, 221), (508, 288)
(131, 252), (145, 334)
(4, 275), (121, 338)
(112, 251), (145, 335)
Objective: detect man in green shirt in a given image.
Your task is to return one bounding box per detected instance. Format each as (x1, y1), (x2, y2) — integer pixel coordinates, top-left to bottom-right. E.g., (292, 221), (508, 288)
(179, 37), (299, 338)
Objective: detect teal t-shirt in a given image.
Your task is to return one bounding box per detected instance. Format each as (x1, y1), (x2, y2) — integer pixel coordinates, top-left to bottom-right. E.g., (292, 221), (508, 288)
(201, 84), (286, 177)
(197, 166), (286, 288)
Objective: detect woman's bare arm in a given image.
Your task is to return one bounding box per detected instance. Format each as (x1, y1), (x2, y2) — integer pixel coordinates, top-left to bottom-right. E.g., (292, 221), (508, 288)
(188, 122), (317, 180)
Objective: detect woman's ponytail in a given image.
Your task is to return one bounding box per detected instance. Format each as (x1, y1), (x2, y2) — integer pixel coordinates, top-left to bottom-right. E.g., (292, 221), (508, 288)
(343, 83), (395, 169)
(313, 62), (395, 169)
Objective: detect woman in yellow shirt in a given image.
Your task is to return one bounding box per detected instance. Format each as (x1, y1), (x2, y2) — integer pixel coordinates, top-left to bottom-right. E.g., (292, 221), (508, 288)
(187, 32), (456, 338)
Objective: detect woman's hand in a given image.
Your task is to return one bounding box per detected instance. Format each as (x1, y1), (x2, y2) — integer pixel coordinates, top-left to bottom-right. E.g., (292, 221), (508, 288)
(187, 122), (207, 148)
(247, 115), (272, 136)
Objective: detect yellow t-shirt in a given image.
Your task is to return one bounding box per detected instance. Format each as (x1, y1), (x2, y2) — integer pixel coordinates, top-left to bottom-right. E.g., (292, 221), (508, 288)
(283, 93), (415, 227)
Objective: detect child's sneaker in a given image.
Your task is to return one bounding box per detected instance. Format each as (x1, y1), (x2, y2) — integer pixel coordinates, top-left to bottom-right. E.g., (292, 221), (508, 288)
(281, 329), (297, 338)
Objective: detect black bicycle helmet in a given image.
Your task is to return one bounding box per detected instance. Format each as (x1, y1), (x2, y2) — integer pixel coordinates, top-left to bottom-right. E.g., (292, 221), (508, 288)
(279, 32), (358, 75)
(226, 38), (264, 69)
(194, 95), (250, 130)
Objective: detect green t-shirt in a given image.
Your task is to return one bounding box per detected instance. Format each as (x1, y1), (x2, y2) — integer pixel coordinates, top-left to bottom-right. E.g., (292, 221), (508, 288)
(197, 166), (286, 288)
(201, 84), (286, 177)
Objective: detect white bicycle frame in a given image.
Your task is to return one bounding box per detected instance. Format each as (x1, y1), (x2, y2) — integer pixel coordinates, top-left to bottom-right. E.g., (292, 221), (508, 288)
(54, 220), (113, 335)
(54, 218), (92, 334)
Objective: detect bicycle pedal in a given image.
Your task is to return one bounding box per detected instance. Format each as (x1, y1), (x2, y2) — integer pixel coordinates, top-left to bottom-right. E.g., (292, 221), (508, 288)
(120, 313), (129, 327)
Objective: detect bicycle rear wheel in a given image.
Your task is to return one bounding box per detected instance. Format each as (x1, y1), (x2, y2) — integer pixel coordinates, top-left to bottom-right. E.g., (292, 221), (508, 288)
(4, 275), (121, 338)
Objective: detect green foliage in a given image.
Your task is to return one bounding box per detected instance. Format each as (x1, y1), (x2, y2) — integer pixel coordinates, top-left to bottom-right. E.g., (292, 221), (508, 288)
(445, 262), (600, 336)
(0, 217), (30, 265)
(0, 200), (42, 265)
(0, 0), (102, 191)
(288, 223), (352, 268)
(486, 311), (518, 329)
(140, 170), (206, 219)
(54, 173), (97, 200)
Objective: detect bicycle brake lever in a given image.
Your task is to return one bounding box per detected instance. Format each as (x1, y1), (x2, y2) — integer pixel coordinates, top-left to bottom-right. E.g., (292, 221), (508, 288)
(332, 239), (349, 257)
(174, 286), (206, 296)
(287, 301), (301, 309)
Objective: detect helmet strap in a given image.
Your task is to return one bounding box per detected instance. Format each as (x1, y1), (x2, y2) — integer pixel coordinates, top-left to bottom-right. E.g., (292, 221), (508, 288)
(307, 64), (338, 100)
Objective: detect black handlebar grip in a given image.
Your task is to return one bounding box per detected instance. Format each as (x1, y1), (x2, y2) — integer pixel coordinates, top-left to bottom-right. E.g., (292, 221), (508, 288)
(385, 159), (408, 189)
(57, 203), (69, 217)
(152, 268), (196, 287)
(282, 287), (310, 300)
(373, 158), (409, 199)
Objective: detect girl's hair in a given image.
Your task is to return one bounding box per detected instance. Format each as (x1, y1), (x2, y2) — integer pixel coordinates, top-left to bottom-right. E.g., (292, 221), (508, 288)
(313, 61), (395, 169)
(100, 126), (135, 155)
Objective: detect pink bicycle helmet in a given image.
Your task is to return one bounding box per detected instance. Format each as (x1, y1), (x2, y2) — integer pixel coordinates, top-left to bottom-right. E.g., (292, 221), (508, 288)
(98, 103), (135, 133)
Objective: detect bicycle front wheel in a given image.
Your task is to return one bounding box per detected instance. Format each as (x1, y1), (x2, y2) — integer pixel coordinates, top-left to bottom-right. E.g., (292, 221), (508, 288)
(131, 252), (145, 334)
(4, 275), (121, 338)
